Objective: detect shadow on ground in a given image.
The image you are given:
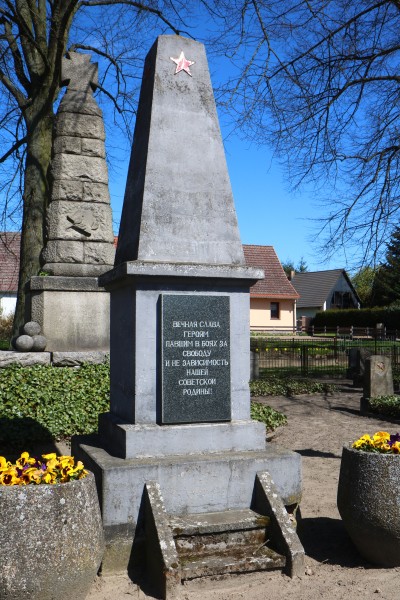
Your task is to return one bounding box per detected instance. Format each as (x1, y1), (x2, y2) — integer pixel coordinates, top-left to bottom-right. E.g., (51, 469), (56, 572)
(298, 516), (368, 568)
(295, 448), (341, 459)
(0, 417), (61, 460)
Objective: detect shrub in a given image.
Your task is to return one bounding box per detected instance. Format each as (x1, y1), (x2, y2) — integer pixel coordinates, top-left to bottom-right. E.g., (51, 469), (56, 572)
(368, 395), (400, 419)
(250, 376), (337, 397)
(312, 307), (400, 329)
(250, 401), (287, 431)
(0, 363), (110, 448)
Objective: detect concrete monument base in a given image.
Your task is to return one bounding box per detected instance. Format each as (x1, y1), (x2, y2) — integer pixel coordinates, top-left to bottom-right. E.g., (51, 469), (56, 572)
(72, 436), (302, 574)
(28, 276), (110, 351)
(99, 414), (268, 458)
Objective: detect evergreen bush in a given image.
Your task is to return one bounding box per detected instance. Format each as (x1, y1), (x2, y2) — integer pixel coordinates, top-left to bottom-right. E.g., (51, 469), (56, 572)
(312, 307), (400, 329)
(0, 363), (110, 447)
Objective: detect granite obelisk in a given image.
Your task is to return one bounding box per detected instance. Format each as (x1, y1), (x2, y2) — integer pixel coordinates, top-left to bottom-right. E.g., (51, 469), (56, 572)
(73, 36), (302, 584)
(115, 37), (244, 267)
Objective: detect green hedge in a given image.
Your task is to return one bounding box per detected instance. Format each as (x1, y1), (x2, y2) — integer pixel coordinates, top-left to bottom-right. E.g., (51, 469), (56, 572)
(0, 363), (110, 448)
(250, 376), (337, 396)
(368, 395), (400, 419)
(0, 362), (336, 448)
(312, 307), (400, 329)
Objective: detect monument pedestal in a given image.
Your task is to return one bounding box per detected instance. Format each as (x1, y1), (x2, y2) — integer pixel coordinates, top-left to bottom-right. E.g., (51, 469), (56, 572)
(72, 262), (302, 585)
(28, 276), (110, 351)
(73, 437), (302, 575)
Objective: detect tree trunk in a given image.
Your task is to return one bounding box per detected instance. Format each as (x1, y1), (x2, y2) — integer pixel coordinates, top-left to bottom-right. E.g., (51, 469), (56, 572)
(12, 109), (53, 339)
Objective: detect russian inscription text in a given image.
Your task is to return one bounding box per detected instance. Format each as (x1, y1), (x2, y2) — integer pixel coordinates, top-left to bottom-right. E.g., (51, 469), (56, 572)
(161, 295), (230, 423)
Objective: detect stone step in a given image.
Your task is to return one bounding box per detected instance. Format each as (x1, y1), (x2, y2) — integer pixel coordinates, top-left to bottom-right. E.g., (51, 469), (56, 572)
(170, 508), (275, 561)
(179, 546), (286, 580)
(169, 508), (270, 536)
(175, 528), (266, 557)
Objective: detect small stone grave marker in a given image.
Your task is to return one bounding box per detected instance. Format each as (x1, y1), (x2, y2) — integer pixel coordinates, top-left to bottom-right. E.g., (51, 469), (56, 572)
(363, 355), (394, 399)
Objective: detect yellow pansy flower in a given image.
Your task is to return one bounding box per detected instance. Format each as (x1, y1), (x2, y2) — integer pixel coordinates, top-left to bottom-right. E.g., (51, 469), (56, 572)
(372, 431), (390, 442)
(391, 441), (400, 453)
(352, 434), (372, 449)
(16, 452), (36, 469)
(42, 453), (57, 461)
(0, 456), (10, 470)
(0, 467), (20, 485)
(59, 456), (74, 467)
(45, 458), (60, 472)
(0, 453), (88, 485)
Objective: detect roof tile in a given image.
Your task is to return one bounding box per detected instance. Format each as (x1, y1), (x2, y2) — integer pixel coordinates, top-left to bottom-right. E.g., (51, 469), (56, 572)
(243, 245), (299, 299)
(291, 269), (358, 308)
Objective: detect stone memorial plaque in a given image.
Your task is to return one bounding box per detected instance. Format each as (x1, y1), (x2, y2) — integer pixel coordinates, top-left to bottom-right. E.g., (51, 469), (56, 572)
(161, 294), (230, 423)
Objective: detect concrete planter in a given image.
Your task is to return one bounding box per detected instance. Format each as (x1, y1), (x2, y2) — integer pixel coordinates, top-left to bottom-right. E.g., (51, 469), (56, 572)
(337, 445), (400, 566)
(0, 472), (104, 599)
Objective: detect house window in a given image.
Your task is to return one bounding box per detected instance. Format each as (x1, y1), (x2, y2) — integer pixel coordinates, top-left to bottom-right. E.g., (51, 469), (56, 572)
(270, 302), (280, 319)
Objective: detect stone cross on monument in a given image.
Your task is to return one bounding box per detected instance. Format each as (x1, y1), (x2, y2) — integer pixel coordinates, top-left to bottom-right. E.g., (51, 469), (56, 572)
(61, 52), (98, 92)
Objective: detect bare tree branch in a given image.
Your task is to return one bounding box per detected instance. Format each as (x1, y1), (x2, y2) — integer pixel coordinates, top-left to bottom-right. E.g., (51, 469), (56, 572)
(0, 135), (27, 163)
(79, 0), (181, 35)
(208, 0), (400, 265)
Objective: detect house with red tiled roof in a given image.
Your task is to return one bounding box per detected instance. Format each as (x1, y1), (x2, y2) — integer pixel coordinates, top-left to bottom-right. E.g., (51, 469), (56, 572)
(243, 245), (300, 332)
(0, 232), (20, 316)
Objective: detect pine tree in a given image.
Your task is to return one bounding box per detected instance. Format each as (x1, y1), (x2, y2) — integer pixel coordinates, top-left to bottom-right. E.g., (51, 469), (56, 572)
(371, 228), (400, 306)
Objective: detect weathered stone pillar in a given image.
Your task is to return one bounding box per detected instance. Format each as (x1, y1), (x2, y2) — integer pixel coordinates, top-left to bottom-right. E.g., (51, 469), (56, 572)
(28, 52), (114, 351)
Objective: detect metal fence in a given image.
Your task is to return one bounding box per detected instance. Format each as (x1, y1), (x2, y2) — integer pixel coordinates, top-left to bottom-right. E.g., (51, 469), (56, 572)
(251, 325), (400, 340)
(252, 337), (400, 378)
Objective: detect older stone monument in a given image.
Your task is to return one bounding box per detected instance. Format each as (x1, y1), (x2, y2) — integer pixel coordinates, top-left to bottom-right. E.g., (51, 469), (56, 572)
(27, 52), (114, 351)
(364, 355), (394, 399)
(73, 36), (303, 597)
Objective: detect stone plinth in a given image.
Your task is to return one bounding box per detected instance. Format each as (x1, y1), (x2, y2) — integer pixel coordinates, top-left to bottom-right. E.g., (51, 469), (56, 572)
(73, 261), (302, 572)
(73, 440), (301, 574)
(28, 276), (110, 352)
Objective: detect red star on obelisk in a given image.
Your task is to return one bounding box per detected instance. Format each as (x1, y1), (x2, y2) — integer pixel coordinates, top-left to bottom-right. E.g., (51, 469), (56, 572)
(170, 51), (195, 77)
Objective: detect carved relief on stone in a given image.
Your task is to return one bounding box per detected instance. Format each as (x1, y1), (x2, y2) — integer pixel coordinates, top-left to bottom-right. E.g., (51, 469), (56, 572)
(47, 202), (114, 243)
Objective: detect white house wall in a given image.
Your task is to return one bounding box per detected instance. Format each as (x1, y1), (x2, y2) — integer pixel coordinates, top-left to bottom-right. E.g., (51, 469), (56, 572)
(250, 297), (295, 331)
(327, 275), (359, 309)
(0, 294), (17, 317)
